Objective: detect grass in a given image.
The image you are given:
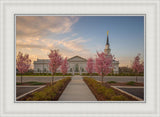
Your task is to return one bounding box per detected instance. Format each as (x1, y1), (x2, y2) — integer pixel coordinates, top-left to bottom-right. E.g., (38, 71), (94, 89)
(107, 81), (117, 84)
(16, 82), (21, 85)
(16, 81), (46, 85)
(26, 81), (45, 85)
(126, 81), (136, 86)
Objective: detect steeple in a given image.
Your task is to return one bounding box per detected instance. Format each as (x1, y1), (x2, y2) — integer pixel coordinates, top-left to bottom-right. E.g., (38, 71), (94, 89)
(104, 30), (111, 55)
(106, 31), (109, 45)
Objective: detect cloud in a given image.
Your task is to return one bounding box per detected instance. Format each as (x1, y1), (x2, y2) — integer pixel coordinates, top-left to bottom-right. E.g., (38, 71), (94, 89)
(72, 33), (78, 37)
(58, 37), (87, 52)
(16, 16), (82, 53)
(16, 16), (79, 39)
(16, 16), (95, 68)
(17, 36), (94, 63)
(17, 44), (45, 49)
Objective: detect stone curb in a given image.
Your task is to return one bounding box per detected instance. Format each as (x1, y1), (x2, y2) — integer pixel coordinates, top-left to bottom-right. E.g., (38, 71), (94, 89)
(111, 86), (143, 101)
(16, 85), (46, 100)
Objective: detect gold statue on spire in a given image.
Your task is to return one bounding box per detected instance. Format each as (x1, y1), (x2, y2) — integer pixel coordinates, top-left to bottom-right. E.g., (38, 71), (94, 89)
(107, 31), (109, 36)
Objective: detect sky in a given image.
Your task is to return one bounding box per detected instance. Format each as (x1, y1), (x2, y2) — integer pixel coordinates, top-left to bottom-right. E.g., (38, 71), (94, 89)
(16, 16), (144, 68)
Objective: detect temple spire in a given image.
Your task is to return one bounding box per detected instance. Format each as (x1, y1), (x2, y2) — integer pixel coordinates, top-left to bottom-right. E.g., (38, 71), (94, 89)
(106, 31), (109, 45)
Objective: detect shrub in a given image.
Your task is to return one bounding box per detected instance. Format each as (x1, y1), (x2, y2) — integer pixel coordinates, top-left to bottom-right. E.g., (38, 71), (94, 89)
(96, 86), (106, 94)
(81, 73), (89, 76)
(107, 73), (112, 76)
(104, 88), (116, 99)
(111, 95), (128, 101)
(83, 77), (129, 101)
(92, 73), (99, 76)
(126, 81), (136, 86)
(26, 77), (71, 101)
(107, 81), (116, 84)
(74, 73), (80, 75)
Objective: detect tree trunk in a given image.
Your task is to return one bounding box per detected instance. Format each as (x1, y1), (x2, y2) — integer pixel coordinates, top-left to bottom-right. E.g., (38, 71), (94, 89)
(51, 75), (55, 85)
(136, 76), (138, 82)
(21, 73), (22, 84)
(53, 75), (54, 84)
(101, 75), (103, 84)
(51, 75), (54, 85)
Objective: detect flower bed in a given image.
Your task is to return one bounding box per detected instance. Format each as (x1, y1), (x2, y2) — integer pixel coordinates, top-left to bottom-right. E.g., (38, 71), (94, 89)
(18, 77), (71, 101)
(83, 77), (136, 101)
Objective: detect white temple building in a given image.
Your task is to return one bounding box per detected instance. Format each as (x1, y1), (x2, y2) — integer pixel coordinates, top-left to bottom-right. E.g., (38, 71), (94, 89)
(33, 32), (119, 75)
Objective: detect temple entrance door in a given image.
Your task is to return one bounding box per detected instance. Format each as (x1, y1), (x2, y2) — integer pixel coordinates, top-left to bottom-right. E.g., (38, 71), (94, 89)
(74, 64), (80, 75)
(75, 64), (79, 72)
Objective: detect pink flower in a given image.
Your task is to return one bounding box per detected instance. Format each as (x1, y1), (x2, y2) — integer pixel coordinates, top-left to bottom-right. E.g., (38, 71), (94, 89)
(61, 57), (68, 75)
(95, 52), (113, 82)
(16, 52), (31, 74)
(86, 58), (94, 75)
(48, 50), (62, 75)
(132, 54), (144, 74)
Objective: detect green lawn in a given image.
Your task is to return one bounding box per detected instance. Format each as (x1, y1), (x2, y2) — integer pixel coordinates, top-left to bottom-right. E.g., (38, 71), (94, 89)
(16, 81), (46, 85)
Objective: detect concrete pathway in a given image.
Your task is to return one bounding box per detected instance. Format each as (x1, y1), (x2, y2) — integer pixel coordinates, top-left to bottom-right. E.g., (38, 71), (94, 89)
(58, 76), (97, 101)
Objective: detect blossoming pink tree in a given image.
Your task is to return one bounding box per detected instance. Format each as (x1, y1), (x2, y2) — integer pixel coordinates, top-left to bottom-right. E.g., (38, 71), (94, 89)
(86, 58), (94, 76)
(48, 49), (62, 84)
(132, 54), (144, 82)
(61, 57), (69, 78)
(95, 52), (113, 83)
(16, 52), (31, 84)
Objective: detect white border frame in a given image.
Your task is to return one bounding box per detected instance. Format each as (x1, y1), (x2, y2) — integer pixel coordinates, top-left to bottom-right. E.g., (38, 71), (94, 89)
(0, 0), (160, 117)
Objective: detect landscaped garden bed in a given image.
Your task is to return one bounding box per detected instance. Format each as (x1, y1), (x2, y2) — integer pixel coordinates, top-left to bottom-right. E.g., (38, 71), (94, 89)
(18, 77), (71, 101)
(83, 77), (137, 101)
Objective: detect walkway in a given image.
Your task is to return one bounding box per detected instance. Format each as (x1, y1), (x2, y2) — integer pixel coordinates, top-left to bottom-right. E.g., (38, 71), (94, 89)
(58, 76), (97, 101)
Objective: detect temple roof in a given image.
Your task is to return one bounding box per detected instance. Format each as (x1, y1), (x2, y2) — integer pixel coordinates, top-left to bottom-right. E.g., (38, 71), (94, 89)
(68, 55), (87, 62)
